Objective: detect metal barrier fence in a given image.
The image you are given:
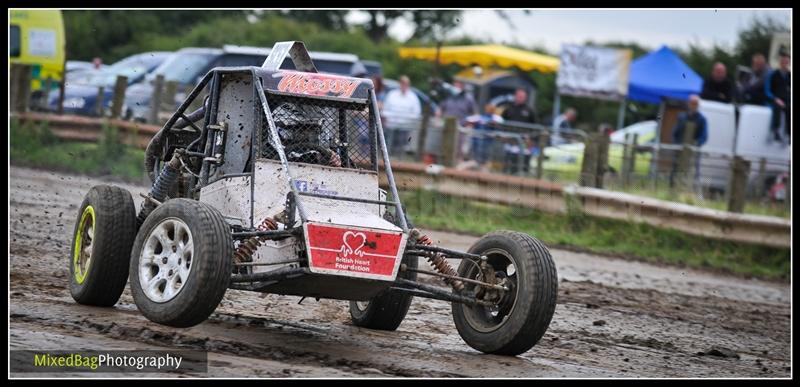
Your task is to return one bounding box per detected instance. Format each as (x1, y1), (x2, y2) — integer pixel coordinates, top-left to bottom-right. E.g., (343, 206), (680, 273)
(407, 116), (790, 215)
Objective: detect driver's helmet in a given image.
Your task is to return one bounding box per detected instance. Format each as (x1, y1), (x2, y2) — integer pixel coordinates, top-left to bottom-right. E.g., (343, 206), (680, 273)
(272, 102), (326, 145)
(271, 102), (340, 166)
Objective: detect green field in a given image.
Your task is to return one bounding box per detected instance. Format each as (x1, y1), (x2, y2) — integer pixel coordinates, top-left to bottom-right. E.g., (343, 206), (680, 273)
(10, 118), (147, 183)
(402, 189), (790, 280)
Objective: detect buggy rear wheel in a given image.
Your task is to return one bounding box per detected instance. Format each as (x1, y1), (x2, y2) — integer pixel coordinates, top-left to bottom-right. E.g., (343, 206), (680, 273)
(349, 255), (418, 331)
(451, 231), (557, 356)
(129, 199), (232, 327)
(69, 185), (137, 307)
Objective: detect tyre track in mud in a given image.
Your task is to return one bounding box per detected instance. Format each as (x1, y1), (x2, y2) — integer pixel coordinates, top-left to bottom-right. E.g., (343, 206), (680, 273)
(8, 166), (791, 377)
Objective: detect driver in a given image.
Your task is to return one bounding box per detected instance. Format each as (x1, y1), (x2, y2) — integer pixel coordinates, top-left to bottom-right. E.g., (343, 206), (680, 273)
(271, 102), (342, 167)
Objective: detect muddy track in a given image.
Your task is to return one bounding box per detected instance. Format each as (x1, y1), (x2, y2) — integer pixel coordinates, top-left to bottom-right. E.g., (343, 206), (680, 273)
(8, 166), (791, 377)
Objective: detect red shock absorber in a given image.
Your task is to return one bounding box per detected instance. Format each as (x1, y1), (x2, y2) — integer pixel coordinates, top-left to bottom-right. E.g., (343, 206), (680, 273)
(413, 229), (464, 291)
(233, 217), (278, 264)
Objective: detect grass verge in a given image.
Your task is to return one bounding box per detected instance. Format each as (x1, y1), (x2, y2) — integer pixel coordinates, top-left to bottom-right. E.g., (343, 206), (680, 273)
(10, 118), (146, 183)
(401, 189), (790, 280)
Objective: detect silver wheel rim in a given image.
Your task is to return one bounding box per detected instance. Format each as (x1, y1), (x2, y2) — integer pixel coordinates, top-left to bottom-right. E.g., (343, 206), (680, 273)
(79, 222), (94, 276)
(355, 301), (370, 311)
(462, 248), (520, 333)
(139, 218), (194, 303)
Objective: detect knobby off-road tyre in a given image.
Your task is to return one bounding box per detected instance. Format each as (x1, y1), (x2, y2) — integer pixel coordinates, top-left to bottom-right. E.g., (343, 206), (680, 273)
(69, 185), (137, 306)
(129, 199), (232, 327)
(451, 231), (558, 356)
(349, 254), (418, 331)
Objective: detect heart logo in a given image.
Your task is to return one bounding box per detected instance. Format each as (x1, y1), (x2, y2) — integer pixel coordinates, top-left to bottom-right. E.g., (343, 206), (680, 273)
(341, 231), (367, 258)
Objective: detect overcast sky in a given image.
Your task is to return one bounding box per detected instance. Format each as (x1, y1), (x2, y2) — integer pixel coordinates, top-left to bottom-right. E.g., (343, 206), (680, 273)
(373, 9), (791, 53)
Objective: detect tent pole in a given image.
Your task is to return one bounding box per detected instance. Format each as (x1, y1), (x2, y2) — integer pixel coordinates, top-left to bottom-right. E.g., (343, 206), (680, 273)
(552, 93), (561, 127)
(616, 97), (627, 130)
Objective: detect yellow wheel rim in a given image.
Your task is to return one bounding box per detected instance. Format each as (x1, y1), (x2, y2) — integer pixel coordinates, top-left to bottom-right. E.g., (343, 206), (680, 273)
(73, 205), (95, 284)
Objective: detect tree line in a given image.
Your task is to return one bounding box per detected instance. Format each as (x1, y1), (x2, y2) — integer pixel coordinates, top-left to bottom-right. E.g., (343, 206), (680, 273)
(63, 10), (788, 129)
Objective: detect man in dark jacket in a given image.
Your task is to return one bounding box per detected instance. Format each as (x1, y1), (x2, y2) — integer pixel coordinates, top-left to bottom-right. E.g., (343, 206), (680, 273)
(670, 95), (708, 189)
(501, 88), (539, 174)
(701, 62), (735, 103)
(740, 53), (771, 105)
(765, 51), (791, 142)
(501, 88), (538, 124)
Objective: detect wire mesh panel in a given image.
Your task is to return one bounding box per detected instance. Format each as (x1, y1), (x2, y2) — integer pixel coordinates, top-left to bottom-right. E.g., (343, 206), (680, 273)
(261, 92), (375, 170)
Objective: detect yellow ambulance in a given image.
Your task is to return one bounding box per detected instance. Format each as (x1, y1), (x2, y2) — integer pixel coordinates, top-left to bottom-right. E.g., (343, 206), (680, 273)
(9, 9), (66, 91)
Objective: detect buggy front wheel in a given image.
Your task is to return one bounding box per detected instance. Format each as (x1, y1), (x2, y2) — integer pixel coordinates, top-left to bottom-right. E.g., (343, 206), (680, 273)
(451, 231), (558, 356)
(129, 199), (233, 327)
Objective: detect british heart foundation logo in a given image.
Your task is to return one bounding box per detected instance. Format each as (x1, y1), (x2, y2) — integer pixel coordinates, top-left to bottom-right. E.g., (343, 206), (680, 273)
(305, 223), (404, 279)
(340, 231), (366, 258)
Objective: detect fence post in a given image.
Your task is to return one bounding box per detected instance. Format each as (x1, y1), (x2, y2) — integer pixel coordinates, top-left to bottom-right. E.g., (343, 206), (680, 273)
(95, 86), (106, 117)
(727, 156), (750, 213)
(595, 132), (609, 189)
(441, 116), (457, 168)
(622, 133), (638, 188)
(755, 157), (767, 198)
(621, 132), (631, 187)
(536, 132), (548, 179)
(57, 74), (66, 115)
(417, 104), (431, 161)
(162, 80), (179, 112)
(580, 133), (599, 187)
(149, 74), (165, 124)
(11, 64), (31, 113)
(41, 78), (53, 110)
(785, 163), (791, 212)
(672, 122), (696, 194)
(10, 65), (20, 112)
(109, 75), (128, 119)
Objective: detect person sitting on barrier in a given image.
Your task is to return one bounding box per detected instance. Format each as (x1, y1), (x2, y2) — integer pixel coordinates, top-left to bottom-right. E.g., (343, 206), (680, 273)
(739, 53), (771, 105)
(765, 50), (790, 143)
(701, 62), (735, 103)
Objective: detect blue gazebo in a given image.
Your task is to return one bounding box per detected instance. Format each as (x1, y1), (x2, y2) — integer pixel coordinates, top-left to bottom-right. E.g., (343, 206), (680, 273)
(628, 45), (703, 104)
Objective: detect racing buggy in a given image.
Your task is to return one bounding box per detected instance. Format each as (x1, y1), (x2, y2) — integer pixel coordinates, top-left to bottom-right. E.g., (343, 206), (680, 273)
(68, 42), (558, 356)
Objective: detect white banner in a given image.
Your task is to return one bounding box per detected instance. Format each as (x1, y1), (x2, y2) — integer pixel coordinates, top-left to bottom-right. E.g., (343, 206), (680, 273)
(556, 44), (632, 100)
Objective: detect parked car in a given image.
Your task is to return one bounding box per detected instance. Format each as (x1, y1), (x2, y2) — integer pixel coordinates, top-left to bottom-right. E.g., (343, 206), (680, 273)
(125, 45), (364, 122)
(66, 60), (105, 74)
(361, 60), (383, 77)
(541, 120), (658, 178)
(49, 51), (170, 116)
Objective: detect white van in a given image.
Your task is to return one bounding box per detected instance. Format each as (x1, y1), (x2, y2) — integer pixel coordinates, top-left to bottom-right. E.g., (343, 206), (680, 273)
(697, 99), (791, 193)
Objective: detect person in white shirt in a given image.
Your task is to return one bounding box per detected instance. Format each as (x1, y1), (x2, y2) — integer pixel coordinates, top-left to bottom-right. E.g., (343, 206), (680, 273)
(381, 75), (421, 156)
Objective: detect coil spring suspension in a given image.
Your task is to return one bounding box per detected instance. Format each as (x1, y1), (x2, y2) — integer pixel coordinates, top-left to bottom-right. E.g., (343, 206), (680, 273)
(233, 218), (278, 268)
(415, 230), (464, 292)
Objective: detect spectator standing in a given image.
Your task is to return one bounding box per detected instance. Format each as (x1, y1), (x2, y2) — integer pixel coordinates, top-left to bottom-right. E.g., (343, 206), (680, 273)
(424, 80), (478, 164)
(701, 62), (735, 103)
(501, 88), (538, 124)
(381, 75), (421, 156)
(501, 88), (539, 174)
(438, 80), (478, 121)
(670, 95), (708, 190)
(465, 104), (503, 169)
(551, 107), (577, 145)
(765, 51), (791, 142)
(740, 53), (771, 105)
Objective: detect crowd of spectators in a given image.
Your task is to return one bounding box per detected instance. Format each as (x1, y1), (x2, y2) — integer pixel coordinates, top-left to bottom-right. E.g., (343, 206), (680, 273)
(700, 51), (791, 142)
